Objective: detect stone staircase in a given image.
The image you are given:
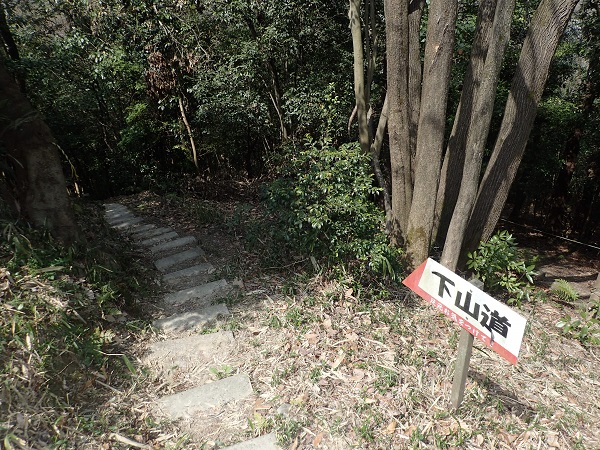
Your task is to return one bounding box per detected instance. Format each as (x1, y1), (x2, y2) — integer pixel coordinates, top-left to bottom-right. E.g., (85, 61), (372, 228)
(104, 203), (279, 449)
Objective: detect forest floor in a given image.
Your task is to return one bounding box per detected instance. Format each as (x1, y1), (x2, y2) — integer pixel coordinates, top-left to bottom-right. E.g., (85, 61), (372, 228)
(107, 188), (600, 450)
(4, 187), (598, 449)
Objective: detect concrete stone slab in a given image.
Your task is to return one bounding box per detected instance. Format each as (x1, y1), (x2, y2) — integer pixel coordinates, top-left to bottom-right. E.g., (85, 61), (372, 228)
(146, 330), (235, 369)
(126, 223), (156, 235)
(222, 433), (279, 450)
(157, 374), (253, 419)
(155, 248), (205, 272)
(104, 203), (128, 213)
(133, 226), (172, 240)
(150, 236), (197, 254)
(163, 279), (229, 306)
(112, 217), (144, 229)
(153, 304), (230, 332)
(106, 211), (135, 224)
(140, 231), (178, 247)
(163, 263), (216, 285)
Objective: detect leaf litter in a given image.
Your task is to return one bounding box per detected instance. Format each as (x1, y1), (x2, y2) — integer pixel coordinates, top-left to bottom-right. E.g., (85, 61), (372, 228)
(113, 191), (599, 449)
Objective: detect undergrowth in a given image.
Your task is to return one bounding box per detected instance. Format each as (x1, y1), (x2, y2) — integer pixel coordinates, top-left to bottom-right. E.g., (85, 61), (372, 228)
(467, 230), (536, 305)
(0, 202), (156, 448)
(261, 138), (404, 281)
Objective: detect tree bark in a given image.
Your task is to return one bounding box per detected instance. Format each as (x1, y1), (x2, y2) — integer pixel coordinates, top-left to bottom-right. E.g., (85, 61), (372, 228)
(349, 0), (371, 156)
(384, 0), (412, 244)
(405, 0), (458, 267)
(441, 0), (515, 271)
(178, 95), (199, 172)
(370, 94), (392, 222)
(434, 0), (497, 249)
(0, 1), (25, 92)
(408, 0), (425, 171)
(0, 61), (79, 245)
(461, 0), (579, 261)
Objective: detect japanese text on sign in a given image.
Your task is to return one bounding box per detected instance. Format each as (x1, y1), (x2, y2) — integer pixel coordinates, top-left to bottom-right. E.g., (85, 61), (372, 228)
(403, 258), (527, 364)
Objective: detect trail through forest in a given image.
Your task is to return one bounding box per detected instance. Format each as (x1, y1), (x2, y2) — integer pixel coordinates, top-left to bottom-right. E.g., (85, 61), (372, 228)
(105, 192), (599, 449)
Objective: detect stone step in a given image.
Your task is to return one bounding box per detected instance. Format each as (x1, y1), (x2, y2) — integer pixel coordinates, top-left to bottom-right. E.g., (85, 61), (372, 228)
(127, 223), (157, 235)
(133, 226), (173, 240)
(112, 217), (144, 230)
(155, 248), (205, 273)
(140, 231), (178, 247)
(157, 374), (253, 419)
(144, 331), (235, 378)
(153, 303), (230, 333)
(222, 433), (279, 450)
(105, 210), (134, 223)
(163, 263), (216, 286)
(163, 279), (229, 306)
(150, 235), (197, 254)
(104, 203), (128, 214)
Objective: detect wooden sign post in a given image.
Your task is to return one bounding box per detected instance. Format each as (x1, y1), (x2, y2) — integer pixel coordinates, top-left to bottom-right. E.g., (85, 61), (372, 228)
(403, 258), (527, 408)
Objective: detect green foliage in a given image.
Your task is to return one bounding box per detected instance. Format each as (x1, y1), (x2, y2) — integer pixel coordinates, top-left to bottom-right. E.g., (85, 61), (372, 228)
(467, 230), (536, 305)
(556, 304), (600, 346)
(550, 279), (580, 303)
(265, 138), (402, 277)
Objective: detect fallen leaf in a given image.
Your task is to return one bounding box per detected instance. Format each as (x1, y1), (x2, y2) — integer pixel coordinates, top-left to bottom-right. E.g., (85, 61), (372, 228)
(322, 318), (333, 329)
(313, 432), (324, 446)
(385, 420), (397, 434)
(546, 433), (560, 447)
(292, 392), (309, 405)
(247, 326), (266, 335)
(290, 436), (299, 450)
(350, 369), (365, 381)
(253, 398), (271, 411)
(306, 333), (319, 345)
(331, 352), (345, 369)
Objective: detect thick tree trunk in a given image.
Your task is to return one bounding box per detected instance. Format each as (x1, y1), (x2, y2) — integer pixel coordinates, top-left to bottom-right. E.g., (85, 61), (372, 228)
(405, 0), (458, 266)
(408, 0), (425, 170)
(384, 0), (412, 244)
(434, 0), (497, 249)
(0, 62), (79, 245)
(461, 0), (579, 261)
(441, 0), (515, 271)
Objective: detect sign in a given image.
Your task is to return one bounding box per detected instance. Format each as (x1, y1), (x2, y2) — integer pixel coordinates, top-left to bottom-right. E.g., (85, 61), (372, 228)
(403, 258), (527, 365)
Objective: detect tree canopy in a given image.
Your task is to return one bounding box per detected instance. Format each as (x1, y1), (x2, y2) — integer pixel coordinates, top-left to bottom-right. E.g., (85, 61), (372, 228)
(0, 0), (598, 266)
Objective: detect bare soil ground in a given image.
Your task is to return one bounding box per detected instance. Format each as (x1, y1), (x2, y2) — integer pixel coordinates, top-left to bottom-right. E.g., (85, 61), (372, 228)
(117, 191), (600, 450)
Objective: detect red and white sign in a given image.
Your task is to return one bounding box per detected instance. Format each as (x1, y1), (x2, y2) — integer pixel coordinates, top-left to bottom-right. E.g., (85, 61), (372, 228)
(403, 258), (527, 365)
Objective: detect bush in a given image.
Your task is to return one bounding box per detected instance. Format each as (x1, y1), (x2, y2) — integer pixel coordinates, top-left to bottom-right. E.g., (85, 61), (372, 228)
(265, 138), (401, 277)
(466, 230), (535, 305)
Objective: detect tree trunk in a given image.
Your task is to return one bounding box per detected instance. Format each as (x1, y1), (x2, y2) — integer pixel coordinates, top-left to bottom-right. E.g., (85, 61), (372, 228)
(349, 0), (371, 156)
(405, 0), (458, 266)
(461, 0), (579, 261)
(178, 95), (199, 172)
(408, 0), (425, 170)
(441, 0), (515, 271)
(0, 61), (79, 245)
(384, 0), (412, 244)
(370, 94), (392, 221)
(0, 1), (25, 92)
(434, 0), (497, 248)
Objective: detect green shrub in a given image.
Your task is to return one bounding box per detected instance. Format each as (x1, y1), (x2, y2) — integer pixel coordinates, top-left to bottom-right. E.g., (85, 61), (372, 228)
(466, 230), (535, 305)
(265, 138), (401, 277)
